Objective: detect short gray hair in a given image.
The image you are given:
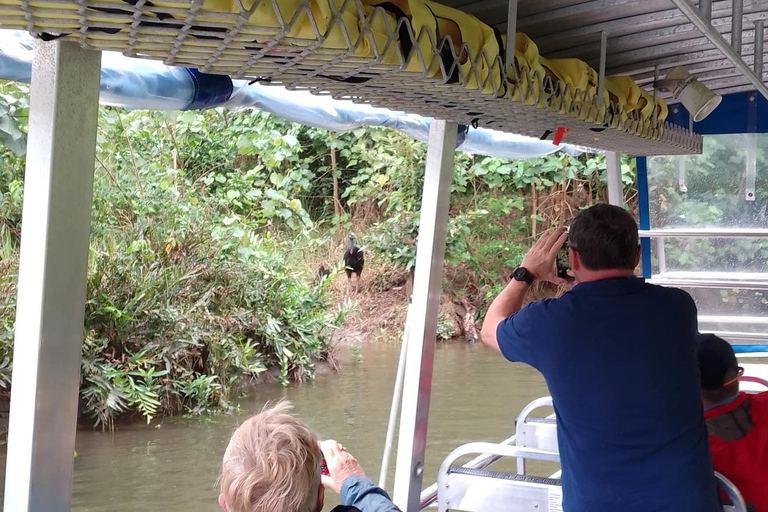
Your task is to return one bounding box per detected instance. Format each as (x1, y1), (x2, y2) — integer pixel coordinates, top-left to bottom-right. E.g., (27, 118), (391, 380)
(220, 401), (322, 512)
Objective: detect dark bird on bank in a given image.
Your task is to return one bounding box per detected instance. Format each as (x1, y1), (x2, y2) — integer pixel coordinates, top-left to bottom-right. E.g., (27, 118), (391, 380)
(344, 233), (365, 294)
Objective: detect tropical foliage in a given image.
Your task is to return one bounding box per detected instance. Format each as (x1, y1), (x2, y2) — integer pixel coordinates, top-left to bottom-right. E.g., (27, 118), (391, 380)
(0, 79), (629, 425)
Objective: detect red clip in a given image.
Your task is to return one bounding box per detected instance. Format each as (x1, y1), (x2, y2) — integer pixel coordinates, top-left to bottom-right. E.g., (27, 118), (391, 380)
(552, 126), (571, 145)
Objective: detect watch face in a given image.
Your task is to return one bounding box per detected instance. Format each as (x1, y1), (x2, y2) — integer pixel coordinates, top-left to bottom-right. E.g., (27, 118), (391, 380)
(512, 267), (530, 282)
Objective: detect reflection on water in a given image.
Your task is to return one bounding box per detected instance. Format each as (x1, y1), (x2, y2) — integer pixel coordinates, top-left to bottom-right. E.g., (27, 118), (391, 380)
(0, 341), (548, 511)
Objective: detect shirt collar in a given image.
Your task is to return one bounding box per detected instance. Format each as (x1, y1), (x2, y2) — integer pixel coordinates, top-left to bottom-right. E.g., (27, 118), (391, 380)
(570, 276), (646, 296)
(704, 392), (742, 412)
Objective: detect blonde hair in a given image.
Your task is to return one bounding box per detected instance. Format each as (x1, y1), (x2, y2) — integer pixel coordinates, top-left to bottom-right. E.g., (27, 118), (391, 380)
(220, 401), (322, 512)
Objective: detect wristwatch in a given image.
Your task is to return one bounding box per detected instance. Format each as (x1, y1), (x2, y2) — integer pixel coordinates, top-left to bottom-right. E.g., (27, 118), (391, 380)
(510, 267), (534, 285)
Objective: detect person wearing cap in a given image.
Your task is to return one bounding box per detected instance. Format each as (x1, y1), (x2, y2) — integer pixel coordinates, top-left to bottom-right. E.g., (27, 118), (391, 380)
(481, 204), (720, 512)
(698, 333), (768, 511)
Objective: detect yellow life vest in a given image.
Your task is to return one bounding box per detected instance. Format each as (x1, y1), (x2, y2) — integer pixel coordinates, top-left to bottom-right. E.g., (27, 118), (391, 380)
(539, 57), (598, 117)
(506, 32), (546, 105)
(637, 87), (668, 132)
(362, 0), (502, 93)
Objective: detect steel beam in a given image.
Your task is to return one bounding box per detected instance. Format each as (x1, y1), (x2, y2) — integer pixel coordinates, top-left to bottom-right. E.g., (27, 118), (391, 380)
(701, 0), (713, 21)
(3, 41), (101, 512)
(670, 0), (768, 101)
(605, 151), (623, 206)
(392, 120), (456, 512)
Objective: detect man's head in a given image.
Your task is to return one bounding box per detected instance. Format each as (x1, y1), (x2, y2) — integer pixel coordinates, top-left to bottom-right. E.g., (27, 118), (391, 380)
(219, 401), (324, 512)
(697, 333), (741, 407)
(568, 204), (640, 279)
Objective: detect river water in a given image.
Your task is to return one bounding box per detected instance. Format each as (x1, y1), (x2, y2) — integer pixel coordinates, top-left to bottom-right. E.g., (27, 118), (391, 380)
(0, 341), (549, 511)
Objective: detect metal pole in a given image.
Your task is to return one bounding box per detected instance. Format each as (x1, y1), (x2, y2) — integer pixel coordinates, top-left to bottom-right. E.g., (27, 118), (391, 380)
(505, 0), (519, 77)
(652, 65), (660, 126)
(671, 0), (768, 101)
(732, 0), (743, 56)
(700, 0), (713, 22)
(606, 151), (623, 206)
(755, 20), (765, 78)
(3, 41), (101, 512)
(379, 308), (411, 490)
(597, 31), (608, 109)
(392, 120), (457, 511)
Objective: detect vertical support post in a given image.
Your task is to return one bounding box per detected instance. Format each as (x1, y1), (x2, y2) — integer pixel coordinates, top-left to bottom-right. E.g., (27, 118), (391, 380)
(700, 0), (712, 22)
(505, 0), (519, 76)
(678, 155), (688, 192)
(637, 157), (653, 279)
(3, 41), (101, 512)
(597, 31), (608, 109)
(652, 65), (660, 126)
(746, 133), (757, 202)
(392, 120), (457, 512)
(755, 20), (764, 79)
(732, 0), (743, 56)
(379, 307), (411, 490)
(605, 151), (623, 206)
(657, 238), (667, 274)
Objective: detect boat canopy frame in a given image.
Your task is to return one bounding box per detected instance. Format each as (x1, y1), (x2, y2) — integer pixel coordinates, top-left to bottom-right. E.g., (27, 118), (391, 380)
(2, 1), (768, 512)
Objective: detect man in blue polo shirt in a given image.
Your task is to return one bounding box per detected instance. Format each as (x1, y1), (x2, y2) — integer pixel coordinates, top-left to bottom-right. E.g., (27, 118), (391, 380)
(480, 204), (719, 512)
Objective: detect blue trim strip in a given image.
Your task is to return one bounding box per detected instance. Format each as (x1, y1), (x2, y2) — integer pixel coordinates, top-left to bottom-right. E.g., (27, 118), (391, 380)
(183, 69), (234, 110)
(667, 90), (768, 135)
(733, 345), (768, 354)
(636, 157), (652, 278)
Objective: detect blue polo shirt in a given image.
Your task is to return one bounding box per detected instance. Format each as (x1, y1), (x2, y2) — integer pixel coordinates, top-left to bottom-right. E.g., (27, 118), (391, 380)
(497, 277), (720, 512)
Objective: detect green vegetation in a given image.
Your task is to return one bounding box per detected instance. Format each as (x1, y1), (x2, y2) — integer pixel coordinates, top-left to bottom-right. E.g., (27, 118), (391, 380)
(0, 80), (629, 426)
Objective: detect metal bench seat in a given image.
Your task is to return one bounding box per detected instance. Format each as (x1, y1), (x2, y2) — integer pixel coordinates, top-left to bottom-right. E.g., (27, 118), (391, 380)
(435, 396), (750, 512)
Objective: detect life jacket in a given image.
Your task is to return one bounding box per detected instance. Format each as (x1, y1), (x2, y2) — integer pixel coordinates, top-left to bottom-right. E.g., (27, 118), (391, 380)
(705, 391), (768, 511)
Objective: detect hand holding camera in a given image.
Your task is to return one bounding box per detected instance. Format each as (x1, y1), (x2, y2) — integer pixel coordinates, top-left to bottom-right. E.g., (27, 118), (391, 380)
(520, 228), (574, 285)
(319, 440), (367, 494)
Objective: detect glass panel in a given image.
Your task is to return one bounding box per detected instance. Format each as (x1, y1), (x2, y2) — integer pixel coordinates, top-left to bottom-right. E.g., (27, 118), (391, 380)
(650, 237), (768, 274)
(675, 287), (768, 339)
(648, 134), (768, 229)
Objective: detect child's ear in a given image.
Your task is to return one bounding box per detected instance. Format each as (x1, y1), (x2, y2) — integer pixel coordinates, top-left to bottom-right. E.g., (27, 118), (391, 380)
(218, 494), (228, 512)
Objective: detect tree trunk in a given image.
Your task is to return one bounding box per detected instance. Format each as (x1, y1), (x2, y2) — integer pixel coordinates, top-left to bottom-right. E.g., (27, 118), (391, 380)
(330, 136), (341, 221)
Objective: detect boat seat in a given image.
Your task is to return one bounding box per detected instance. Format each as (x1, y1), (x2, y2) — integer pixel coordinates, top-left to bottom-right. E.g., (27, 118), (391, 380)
(437, 441), (748, 512)
(437, 442), (561, 512)
(514, 396), (558, 475)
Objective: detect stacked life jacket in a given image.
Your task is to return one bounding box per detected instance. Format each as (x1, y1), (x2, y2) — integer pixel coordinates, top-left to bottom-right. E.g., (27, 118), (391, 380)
(705, 391), (768, 512)
(19, 0), (668, 132)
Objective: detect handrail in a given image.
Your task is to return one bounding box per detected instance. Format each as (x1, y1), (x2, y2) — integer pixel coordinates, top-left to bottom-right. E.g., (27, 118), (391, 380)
(514, 396), (553, 426)
(741, 376), (768, 390)
(715, 472), (748, 512)
(438, 443), (561, 476)
(639, 228), (768, 238)
(649, 277), (768, 291)
(699, 315), (768, 325)
(419, 434), (517, 509)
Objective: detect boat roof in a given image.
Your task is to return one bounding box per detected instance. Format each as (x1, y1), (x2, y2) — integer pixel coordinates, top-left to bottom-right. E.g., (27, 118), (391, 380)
(0, 1), (766, 155)
(444, 0), (768, 99)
